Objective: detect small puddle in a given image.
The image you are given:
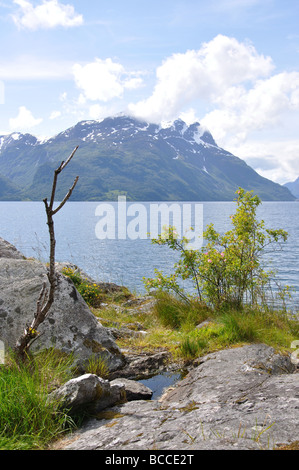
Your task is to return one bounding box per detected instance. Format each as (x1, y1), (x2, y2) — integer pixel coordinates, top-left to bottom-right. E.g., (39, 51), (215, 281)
(138, 371), (186, 400)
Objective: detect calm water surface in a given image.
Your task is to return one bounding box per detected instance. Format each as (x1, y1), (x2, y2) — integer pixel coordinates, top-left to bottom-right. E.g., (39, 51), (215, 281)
(0, 201), (298, 308)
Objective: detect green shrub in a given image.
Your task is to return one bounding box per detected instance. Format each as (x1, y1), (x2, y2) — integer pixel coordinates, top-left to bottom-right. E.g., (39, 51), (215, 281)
(62, 267), (102, 307)
(61, 267), (82, 287)
(76, 282), (102, 307)
(144, 188), (289, 309)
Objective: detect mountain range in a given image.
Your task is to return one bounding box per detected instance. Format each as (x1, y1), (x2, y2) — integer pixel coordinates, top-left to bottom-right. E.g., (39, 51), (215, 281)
(284, 176), (299, 199)
(0, 115), (295, 201)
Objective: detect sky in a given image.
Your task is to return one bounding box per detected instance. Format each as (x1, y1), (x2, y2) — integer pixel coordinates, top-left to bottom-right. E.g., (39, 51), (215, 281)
(0, 0), (299, 184)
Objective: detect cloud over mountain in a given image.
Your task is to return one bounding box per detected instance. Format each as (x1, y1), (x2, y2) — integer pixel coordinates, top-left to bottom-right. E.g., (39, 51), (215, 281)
(72, 58), (144, 104)
(9, 106), (43, 131)
(128, 35), (274, 123)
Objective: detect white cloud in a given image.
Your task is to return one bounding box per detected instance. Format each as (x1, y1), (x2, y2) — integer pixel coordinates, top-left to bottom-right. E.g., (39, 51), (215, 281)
(201, 71), (299, 145)
(73, 59), (124, 102)
(129, 34), (274, 123)
(88, 104), (107, 120)
(9, 106), (43, 130)
(49, 110), (61, 119)
(228, 139), (299, 184)
(59, 91), (67, 101)
(123, 77), (144, 90)
(199, 70), (299, 183)
(12, 0), (83, 30)
(72, 58), (143, 103)
(178, 108), (200, 125)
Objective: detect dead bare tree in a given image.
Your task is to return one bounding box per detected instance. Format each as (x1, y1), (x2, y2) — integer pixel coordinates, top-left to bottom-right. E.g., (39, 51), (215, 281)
(14, 146), (79, 361)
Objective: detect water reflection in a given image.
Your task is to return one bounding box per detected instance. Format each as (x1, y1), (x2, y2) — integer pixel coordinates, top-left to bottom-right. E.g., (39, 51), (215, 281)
(138, 371), (186, 400)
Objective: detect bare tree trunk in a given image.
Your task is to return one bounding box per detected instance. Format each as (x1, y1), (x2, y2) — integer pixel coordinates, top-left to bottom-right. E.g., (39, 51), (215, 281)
(14, 146), (79, 361)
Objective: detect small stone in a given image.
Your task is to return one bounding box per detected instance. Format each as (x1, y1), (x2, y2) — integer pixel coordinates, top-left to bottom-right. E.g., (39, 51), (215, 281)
(110, 378), (153, 401)
(195, 319), (213, 329)
(48, 373), (126, 414)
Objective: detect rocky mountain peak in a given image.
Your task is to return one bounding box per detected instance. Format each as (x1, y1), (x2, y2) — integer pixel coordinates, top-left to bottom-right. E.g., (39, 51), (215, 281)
(0, 132), (38, 154)
(0, 114), (295, 201)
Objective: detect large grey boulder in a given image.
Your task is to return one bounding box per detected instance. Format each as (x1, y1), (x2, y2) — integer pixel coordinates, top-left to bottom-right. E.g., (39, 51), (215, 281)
(59, 344), (298, 450)
(0, 238), (124, 372)
(0, 237), (24, 260)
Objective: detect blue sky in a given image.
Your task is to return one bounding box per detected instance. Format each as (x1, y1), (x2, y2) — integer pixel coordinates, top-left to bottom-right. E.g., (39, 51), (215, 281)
(0, 0), (299, 184)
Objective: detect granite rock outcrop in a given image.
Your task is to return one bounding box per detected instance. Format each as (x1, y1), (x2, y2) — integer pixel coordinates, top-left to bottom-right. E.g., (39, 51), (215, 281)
(0, 238), (124, 372)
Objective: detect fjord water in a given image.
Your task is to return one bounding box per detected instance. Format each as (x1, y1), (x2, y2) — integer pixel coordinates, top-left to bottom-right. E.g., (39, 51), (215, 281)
(0, 200), (298, 308)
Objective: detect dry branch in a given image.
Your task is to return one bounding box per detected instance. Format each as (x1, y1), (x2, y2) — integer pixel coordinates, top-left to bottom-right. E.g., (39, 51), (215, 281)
(14, 146), (79, 361)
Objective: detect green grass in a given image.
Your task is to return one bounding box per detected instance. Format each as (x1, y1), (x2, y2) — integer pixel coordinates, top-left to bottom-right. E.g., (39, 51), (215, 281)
(153, 293), (212, 330)
(95, 291), (298, 362)
(218, 307), (298, 346)
(0, 349), (77, 450)
(84, 354), (109, 378)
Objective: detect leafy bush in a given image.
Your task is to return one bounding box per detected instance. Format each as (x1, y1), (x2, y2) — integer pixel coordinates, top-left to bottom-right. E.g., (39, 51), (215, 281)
(144, 188), (289, 309)
(61, 267), (82, 287)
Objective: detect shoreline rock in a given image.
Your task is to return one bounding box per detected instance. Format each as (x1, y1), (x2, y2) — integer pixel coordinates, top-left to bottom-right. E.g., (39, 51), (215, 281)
(109, 350), (171, 380)
(56, 344), (298, 451)
(0, 238), (124, 372)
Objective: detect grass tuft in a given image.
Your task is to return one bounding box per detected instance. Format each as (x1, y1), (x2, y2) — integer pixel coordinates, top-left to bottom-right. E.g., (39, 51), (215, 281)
(0, 348), (77, 450)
